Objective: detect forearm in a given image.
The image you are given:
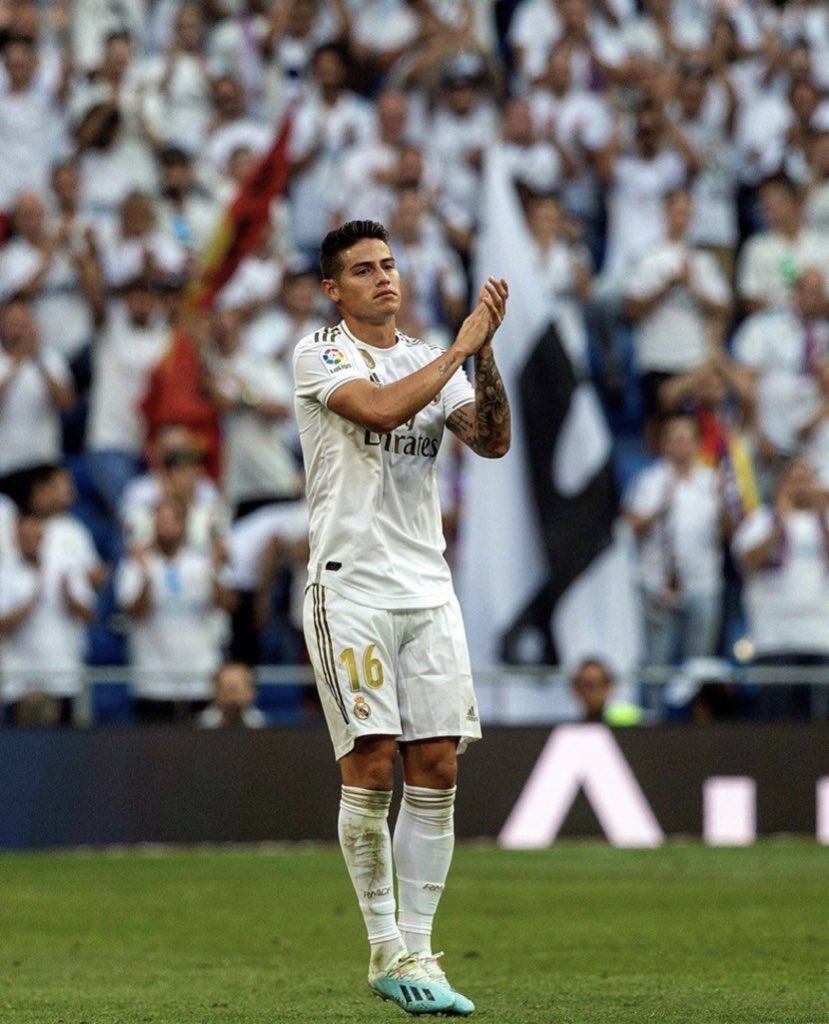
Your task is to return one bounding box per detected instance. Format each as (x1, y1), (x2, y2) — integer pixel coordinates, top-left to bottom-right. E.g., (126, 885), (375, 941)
(694, 290), (730, 318)
(449, 345), (511, 459)
(124, 576), (152, 618)
(626, 511), (660, 537)
(624, 285), (672, 322)
(0, 603), (34, 633)
(739, 529), (781, 573)
(798, 407), (829, 440)
(38, 365), (75, 410)
(471, 345), (510, 457)
(64, 594), (94, 624)
(212, 582), (237, 614)
(17, 258), (53, 299)
(329, 342), (470, 433)
(76, 251), (106, 324)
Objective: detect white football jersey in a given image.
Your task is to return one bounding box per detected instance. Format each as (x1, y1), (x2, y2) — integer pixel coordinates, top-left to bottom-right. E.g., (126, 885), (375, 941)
(294, 320), (474, 609)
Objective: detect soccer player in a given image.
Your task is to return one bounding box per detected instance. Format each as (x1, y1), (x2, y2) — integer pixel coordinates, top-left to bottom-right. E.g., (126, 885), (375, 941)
(293, 220), (509, 1016)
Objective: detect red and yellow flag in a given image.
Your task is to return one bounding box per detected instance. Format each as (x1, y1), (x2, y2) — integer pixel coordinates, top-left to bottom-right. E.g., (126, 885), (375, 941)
(187, 112), (293, 311)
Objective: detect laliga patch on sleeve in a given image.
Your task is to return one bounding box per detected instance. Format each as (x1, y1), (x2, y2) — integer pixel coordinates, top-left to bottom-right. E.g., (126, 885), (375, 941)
(319, 346), (353, 374)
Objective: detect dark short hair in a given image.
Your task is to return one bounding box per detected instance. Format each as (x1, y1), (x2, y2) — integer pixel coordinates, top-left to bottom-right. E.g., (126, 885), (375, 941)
(311, 41), (351, 70)
(319, 220), (389, 280)
(104, 29), (133, 47)
(660, 410), (700, 436)
(758, 171), (798, 197)
(162, 448), (204, 470)
(159, 145), (191, 166)
(571, 658), (615, 685)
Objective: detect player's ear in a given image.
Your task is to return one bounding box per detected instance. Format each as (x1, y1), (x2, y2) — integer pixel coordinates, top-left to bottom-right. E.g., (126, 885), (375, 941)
(321, 277), (339, 303)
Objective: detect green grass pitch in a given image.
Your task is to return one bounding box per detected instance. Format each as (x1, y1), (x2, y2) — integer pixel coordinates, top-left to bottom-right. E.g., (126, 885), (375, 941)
(1, 841), (827, 1024)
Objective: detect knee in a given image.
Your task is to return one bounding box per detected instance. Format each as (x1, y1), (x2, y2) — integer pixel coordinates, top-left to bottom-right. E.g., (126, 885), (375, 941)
(429, 757), (458, 790)
(402, 742), (458, 790)
(360, 758), (396, 791)
(340, 736), (398, 790)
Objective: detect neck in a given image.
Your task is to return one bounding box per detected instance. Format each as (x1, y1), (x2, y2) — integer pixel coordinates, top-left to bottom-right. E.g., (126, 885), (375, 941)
(342, 313), (397, 349)
(779, 218), (801, 240)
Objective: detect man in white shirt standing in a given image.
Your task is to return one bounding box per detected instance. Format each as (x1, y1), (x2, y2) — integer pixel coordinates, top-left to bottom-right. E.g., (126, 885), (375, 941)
(599, 105), (696, 286)
(204, 307), (303, 517)
(732, 458), (829, 720)
(731, 267), (829, 480)
(0, 191), (102, 371)
(624, 188), (731, 440)
(737, 173), (829, 315)
(85, 276), (171, 520)
(0, 299), (75, 479)
(115, 495), (233, 724)
(625, 413), (728, 669)
(0, 38), (67, 211)
(293, 221), (509, 1016)
(0, 512), (95, 725)
(287, 44), (374, 254)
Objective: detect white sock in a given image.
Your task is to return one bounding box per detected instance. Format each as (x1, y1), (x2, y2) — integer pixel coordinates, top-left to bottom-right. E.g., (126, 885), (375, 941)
(393, 784), (456, 957)
(338, 786), (405, 971)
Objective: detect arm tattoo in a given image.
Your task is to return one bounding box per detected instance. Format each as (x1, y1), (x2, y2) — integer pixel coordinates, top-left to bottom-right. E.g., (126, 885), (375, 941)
(473, 348), (511, 456)
(437, 352), (460, 377)
(447, 349), (511, 457)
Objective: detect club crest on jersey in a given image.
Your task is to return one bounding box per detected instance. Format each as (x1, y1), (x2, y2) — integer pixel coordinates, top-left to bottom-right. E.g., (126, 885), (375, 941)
(320, 346), (351, 373)
(357, 348), (376, 370)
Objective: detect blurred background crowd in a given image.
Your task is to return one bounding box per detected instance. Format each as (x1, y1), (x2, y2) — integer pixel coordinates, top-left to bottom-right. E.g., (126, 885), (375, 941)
(0, 0), (828, 728)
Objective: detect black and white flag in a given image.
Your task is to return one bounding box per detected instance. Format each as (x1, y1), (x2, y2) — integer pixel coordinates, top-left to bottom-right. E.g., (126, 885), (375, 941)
(457, 144), (641, 673)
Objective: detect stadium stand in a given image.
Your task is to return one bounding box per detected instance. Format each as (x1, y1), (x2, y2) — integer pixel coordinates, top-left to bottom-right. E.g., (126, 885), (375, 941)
(0, 0), (828, 724)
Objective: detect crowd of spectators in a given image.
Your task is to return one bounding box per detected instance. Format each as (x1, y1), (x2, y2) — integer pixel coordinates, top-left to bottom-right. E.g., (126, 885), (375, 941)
(0, 0), (828, 726)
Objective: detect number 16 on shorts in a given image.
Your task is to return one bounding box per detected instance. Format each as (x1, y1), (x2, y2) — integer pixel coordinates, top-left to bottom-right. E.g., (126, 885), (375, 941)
(304, 584), (399, 756)
(304, 583), (480, 760)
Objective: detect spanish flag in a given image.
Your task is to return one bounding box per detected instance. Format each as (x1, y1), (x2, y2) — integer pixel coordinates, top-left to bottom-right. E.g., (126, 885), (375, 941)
(187, 112), (293, 311)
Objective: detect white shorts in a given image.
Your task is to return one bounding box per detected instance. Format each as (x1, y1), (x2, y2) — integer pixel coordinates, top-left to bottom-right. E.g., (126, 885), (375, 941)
(303, 584), (482, 761)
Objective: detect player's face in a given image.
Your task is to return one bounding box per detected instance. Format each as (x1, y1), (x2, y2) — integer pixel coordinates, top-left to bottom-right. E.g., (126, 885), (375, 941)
(662, 419), (698, 466)
(324, 238), (401, 324)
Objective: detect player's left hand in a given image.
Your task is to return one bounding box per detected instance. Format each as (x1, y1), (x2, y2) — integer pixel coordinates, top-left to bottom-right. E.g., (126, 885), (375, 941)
(478, 276), (509, 340)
